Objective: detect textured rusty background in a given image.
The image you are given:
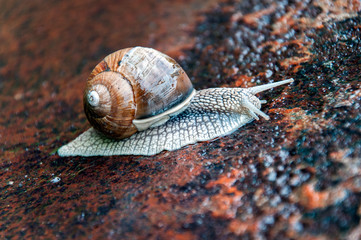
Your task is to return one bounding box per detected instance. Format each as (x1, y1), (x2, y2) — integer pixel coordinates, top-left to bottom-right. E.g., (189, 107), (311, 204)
(1, 0), (361, 239)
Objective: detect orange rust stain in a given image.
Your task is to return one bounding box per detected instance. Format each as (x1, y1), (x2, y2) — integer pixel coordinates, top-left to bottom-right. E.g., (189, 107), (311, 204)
(290, 64), (304, 73)
(329, 149), (350, 162)
(164, 230), (196, 240)
(204, 168), (245, 219)
(228, 219), (259, 236)
(331, 0), (361, 12)
(351, 0), (361, 11)
(342, 176), (361, 193)
(165, 154), (205, 186)
(267, 107), (302, 117)
(299, 184), (329, 209)
(207, 190), (243, 219)
(261, 167), (273, 177)
(271, 8), (298, 36)
(139, 192), (179, 227)
(354, 24), (361, 29)
(223, 66), (240, 79)
(271, 0), (361, 37)
(292, 183), (347, 210)
(280, 56), (312, 69)
(286, 214), (303, 239)
(315, 23), (325, 29)
(260, 39), (311, 54)
(206, 168), (243, 189)
(260, 38), (312, 73)
(268, 108), (335, 146)
(234, 75), (255, 87)
(233, 4), (277, 26)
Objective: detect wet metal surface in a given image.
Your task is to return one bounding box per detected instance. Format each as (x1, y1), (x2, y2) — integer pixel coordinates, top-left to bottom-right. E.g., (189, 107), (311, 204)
(1, 0), (361, 239)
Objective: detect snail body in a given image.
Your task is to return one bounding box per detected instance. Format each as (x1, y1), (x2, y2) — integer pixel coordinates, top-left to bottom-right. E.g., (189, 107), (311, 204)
(58, 47), (293, 157)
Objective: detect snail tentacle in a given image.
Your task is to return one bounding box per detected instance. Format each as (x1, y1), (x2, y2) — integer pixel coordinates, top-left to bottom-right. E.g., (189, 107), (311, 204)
(248, 78), (294, 94)
(242, 99), (270, 120)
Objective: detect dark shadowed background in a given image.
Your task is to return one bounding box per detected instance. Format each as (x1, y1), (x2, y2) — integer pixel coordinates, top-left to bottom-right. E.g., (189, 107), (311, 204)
(1, 0), (361, 239)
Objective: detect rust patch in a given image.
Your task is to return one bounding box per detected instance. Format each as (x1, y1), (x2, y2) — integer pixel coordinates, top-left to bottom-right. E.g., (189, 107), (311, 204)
(1, 0), (361, 239)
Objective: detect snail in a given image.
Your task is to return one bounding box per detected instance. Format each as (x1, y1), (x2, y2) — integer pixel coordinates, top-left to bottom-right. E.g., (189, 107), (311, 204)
(58, 47), (293, 157)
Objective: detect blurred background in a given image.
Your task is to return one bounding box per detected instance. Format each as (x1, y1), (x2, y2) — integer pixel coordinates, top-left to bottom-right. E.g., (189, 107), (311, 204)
(0, 0), (217, 154)
(1, 0), (360, 239)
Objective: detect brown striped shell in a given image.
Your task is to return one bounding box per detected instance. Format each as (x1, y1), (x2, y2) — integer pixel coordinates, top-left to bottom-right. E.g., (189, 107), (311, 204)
(83, 47), (194, 139)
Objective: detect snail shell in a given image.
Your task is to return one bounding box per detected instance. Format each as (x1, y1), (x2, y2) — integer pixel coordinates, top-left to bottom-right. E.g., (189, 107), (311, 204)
(58, 47), (293, 157)
(84, 47), (194, 139)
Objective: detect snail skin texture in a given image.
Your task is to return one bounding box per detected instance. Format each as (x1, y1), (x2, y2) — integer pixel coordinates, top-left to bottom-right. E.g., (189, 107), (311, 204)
(58, 47), (293, 157)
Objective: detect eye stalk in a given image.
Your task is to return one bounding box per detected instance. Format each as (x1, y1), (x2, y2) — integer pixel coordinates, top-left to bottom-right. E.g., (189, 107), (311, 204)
(249, 78), (294, 94)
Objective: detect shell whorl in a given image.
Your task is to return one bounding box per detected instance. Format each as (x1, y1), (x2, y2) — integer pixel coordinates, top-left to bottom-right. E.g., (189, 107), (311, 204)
(83, 47), (194, 139)
(84, 71), (137, 139)
(85, 84), (111, 118)
(115, 47), (194, 119)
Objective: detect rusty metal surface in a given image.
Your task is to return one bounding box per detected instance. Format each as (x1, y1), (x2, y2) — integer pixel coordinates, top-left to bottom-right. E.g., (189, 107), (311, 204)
(1, 0), (361, 239)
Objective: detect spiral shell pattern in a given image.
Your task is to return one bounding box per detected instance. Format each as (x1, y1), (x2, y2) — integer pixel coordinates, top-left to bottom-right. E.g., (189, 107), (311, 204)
(83, 47), (194, 139)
